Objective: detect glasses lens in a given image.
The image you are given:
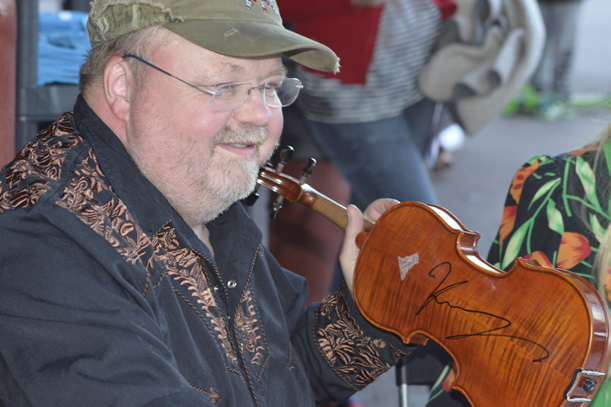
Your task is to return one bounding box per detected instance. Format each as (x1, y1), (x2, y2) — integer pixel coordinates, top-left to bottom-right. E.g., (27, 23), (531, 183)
(211, 83), (248, 112)
(210, 78), (303, 112)
(265, 78), (303, 108)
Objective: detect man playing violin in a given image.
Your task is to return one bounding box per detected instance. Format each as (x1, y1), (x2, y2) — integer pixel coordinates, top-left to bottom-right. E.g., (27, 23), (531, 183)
(0, 0), (406, 405)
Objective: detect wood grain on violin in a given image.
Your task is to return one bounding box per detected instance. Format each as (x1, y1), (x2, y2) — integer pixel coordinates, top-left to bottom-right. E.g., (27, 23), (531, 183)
(257, 163), (610, 407)
(353, 202), (609, 407)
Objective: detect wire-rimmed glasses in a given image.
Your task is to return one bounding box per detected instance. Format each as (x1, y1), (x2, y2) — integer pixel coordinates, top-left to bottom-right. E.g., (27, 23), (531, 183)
(122, 54), (303, 112)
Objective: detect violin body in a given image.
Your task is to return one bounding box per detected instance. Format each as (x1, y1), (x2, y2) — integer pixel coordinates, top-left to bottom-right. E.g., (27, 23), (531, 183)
(353, 202), (610, 407)
(255, 161), (610, 406)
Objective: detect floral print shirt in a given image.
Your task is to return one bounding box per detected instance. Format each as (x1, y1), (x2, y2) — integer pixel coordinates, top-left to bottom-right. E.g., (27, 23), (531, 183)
(487, 142), (610, 298)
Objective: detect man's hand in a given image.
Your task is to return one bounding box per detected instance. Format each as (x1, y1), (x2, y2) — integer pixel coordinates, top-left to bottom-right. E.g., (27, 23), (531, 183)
(350, 0), (389, 7)
(339, 198), (399, 295)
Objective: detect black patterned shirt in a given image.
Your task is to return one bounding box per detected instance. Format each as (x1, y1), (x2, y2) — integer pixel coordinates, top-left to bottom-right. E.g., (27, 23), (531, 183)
(0, 96), (410, 406)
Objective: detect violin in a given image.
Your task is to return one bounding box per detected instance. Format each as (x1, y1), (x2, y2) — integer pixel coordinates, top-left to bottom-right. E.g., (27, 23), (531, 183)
(256, 159), (610, 407)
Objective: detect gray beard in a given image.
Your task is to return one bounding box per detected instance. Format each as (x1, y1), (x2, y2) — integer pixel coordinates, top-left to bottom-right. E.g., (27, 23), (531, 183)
(128, 124), (278, 227)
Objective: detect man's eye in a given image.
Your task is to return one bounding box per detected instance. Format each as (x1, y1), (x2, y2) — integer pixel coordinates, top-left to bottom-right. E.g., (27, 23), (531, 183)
(266, 79), (284, 88)
(265, 80), (283, 90)
(216, 84), (243, 97)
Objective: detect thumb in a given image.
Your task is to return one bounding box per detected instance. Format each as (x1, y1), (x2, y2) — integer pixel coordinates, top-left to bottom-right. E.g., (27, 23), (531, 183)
(339, 204), (364, 296)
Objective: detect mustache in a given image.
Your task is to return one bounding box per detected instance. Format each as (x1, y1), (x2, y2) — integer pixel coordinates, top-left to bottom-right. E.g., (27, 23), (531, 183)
(213, 125), (268, 146)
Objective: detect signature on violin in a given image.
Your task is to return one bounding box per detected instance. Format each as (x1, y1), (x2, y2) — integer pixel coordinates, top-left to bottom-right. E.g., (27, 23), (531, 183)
(415, 262), (550, 362)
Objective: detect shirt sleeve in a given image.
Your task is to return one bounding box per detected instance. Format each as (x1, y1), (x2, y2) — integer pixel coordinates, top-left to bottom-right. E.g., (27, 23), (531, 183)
(262, 248), (412, 404)
(294, 283), (412, 402)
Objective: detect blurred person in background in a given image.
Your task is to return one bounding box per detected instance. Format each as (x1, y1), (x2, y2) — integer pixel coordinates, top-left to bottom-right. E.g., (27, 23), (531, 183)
(275, 1), (457, 406)
(533, 0), (585, 120)
(278, 0), (457, 214)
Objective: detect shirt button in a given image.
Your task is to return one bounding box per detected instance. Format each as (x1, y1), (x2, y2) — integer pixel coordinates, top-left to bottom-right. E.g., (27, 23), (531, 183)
(227, 279), (237, 289)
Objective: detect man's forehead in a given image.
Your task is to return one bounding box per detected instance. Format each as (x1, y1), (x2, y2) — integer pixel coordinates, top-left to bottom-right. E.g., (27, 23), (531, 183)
(214, 59), (286, 74)
(217, 61), (247, 75)
(156, 35), (285, 79)
(193, 53), (287, 80)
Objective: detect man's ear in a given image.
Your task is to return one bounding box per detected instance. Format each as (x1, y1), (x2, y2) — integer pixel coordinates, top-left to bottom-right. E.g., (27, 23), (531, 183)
(103, 56), (132, 121)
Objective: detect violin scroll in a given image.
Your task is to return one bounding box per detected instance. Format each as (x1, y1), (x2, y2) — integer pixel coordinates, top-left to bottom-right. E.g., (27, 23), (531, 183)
(257, 162), (373, 231)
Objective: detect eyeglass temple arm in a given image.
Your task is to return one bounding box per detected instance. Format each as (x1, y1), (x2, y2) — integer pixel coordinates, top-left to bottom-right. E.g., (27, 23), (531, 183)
(122, 54), (220, 96)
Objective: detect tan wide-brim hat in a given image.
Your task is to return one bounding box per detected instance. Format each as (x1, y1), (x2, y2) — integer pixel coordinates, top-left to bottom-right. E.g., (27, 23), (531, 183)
(87, 0), (339, 73)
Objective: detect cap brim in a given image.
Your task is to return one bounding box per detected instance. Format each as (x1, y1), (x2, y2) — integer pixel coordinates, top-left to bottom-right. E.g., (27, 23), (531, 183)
(165, 20), (339, 73)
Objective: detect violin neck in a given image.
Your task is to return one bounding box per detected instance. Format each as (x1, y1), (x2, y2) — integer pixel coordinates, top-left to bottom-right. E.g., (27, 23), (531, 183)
(300, 184), (350, 230)
(300, 184), (374, 232)
(255, 165), (373, 231)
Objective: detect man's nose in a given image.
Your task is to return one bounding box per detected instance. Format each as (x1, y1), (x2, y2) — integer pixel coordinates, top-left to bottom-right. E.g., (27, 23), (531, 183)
(232, 88), (273, 126)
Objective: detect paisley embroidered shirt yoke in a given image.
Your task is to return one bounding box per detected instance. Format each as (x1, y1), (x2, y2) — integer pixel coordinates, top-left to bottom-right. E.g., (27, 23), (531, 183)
(0, 97), (409, 407)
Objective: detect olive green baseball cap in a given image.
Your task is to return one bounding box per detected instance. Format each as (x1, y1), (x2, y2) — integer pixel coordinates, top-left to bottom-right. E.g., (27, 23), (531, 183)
(87, 0), (339, 72)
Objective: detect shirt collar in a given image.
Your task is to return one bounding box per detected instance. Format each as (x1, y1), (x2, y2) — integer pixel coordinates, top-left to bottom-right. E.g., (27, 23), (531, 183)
(70, 95), (263, 260)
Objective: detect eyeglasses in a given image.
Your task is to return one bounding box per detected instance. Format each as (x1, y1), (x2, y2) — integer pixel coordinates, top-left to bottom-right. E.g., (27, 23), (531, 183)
(122, 54), (303, 112)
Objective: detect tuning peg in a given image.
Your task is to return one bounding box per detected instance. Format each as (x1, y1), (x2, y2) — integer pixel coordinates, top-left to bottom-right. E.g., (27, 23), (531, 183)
(299, 158), (317, 184)
(275, 146), (294, 173)
(269, 146), (295, 219)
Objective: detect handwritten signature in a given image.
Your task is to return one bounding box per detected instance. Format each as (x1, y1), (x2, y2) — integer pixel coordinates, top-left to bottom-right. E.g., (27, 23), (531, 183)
(415, 262), (549, 362)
